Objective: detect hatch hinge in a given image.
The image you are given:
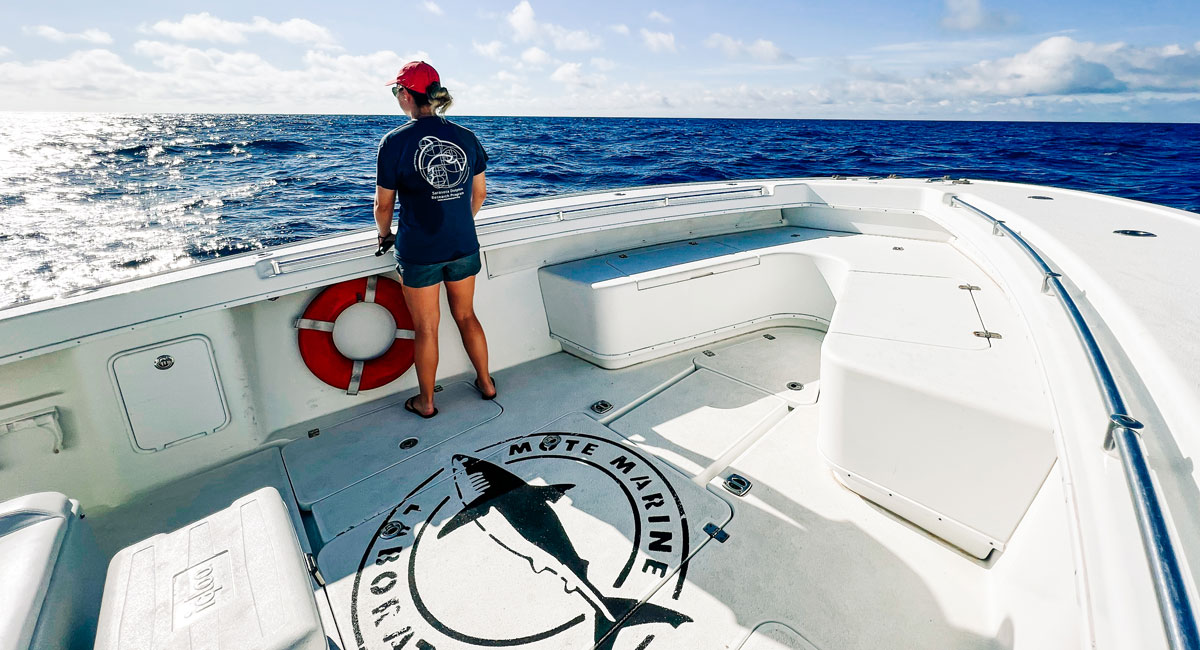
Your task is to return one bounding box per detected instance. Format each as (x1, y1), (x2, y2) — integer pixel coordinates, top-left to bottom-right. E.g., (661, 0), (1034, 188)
(973, 330), (1003, 340)
(703, 523), (730, 543)
(305, 553), (326, 587)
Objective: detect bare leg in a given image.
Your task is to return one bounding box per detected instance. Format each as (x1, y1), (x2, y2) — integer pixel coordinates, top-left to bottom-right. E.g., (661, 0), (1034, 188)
(445, 274), (494, 397)
(401, 281), (442, 415)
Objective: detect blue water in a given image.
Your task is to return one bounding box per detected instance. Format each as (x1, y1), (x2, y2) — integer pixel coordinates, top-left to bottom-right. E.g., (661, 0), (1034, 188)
(1, 113), (1198, 305)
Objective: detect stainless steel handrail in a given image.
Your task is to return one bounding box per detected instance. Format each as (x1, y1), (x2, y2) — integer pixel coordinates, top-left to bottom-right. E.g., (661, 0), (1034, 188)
(950, 196), (1199, 650)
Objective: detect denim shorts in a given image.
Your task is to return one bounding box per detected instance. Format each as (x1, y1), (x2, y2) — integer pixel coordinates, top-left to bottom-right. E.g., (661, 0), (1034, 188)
(395, 251), (482, 288)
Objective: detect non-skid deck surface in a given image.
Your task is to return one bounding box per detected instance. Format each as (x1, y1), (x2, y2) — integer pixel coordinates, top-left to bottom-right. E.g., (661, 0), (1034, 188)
(316, 418), (733, 650)
(610, 369), (788, 478)
(645, 405), (1015, 650)
(283, 381), (500, 507)
(295, 325), (1043, 649)
(739, 623), (821, 650)
(695, 328), (823, 406)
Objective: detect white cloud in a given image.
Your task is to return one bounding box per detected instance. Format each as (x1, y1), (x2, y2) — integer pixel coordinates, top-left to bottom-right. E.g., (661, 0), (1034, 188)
(22, 25), (113, 45)
(507, 2), (540, 42)
(811, 36), (1200, 110)
(648, 10), (671, 24)
(422, 1), (444, 15)
(520, 46), (551, 67)
(941, 0), (1017, 32)
(611, 24), (630, 36)
(641, 29), (676, 53)
(0, 41), (430, 113)
(147, 13), (336, 46)
(547, 27), (602, 51)
(473, 40), (505, 60)
(549, 62), (605, 88)
(3, 30), (1196, 120)
(705, 33), (793, 63)
(0, 46), (11, 57)
(506, 1), (602, 51)
(550, 62), (582, 84)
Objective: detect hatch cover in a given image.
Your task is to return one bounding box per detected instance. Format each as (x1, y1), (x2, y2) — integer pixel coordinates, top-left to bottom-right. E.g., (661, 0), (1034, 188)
(317, 426), (732, 649)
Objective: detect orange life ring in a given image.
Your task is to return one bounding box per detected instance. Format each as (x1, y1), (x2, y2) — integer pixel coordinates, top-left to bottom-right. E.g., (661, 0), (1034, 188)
(294, 275), (415, 395)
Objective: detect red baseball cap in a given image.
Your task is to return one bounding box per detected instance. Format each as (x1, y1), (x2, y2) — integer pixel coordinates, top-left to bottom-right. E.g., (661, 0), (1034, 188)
(387, 61), (439, 93)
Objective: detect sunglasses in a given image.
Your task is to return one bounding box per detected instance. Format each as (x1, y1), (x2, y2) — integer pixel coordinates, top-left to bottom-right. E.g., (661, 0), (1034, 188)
(391, 85), (406, 97)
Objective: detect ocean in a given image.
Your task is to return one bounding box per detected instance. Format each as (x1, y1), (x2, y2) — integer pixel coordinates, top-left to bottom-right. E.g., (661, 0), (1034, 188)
(1, 113), (1198, 306)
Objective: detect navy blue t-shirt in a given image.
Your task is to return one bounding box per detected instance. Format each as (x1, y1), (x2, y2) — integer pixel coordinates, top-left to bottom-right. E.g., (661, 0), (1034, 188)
(376, 116), (488, 264)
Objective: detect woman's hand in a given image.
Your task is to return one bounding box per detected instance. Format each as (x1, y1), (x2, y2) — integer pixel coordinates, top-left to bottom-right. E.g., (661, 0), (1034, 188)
(375, 232), (396, 256)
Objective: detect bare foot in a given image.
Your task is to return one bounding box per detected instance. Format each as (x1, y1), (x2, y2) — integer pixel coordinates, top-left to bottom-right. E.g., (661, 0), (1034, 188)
(404, 395), (438, 418)
(474, 375), (497, 400)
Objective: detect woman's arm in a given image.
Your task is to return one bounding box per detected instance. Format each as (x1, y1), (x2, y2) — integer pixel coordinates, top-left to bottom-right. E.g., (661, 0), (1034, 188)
(374, 185), (396, 236)
(374, 186), (397, 255)
(471, 172), (487, 217)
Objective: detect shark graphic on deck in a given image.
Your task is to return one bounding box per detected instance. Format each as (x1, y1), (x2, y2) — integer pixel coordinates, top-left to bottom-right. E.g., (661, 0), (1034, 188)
(440, 454), (692, 649)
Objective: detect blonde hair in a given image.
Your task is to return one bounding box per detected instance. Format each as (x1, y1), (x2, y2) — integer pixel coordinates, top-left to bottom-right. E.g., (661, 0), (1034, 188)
(412, 81), (454, 115)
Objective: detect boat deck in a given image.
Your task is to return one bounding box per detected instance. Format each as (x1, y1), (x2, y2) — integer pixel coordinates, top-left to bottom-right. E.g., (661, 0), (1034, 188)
(88, 324), (1077, 649)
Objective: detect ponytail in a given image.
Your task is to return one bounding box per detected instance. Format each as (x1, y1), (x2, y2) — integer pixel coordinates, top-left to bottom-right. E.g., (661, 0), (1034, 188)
(426, 81), (454, 115)
(408, 82), (454, 115)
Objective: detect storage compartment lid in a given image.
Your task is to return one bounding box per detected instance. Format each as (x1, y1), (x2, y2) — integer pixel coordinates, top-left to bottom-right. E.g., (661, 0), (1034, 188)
(110, 336), (230, 452)
(94, 487), (324, 650)
(828, 272), (989, 350)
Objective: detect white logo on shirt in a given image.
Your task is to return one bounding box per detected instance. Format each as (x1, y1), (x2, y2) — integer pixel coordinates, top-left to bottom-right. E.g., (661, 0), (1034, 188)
(414, 136), (468, 189)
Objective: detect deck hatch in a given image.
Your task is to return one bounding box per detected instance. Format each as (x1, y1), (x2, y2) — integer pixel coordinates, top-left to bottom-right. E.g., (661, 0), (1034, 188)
(109, 335), (229, 452)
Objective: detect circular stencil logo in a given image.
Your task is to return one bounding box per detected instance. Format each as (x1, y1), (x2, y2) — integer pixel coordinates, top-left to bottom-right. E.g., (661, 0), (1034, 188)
(415, 136), (468, 189)
(350, 432), (694, 649)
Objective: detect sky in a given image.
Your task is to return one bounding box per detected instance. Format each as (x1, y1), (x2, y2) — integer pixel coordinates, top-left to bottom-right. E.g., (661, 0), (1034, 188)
(0, 0), (1198, 121)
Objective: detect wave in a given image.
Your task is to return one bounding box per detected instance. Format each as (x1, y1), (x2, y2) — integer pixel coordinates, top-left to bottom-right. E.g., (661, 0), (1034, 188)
(4, 113), (1198, 304)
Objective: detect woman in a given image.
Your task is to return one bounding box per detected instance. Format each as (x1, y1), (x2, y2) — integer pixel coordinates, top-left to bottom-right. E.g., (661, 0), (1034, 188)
(374, 61), (495, 418)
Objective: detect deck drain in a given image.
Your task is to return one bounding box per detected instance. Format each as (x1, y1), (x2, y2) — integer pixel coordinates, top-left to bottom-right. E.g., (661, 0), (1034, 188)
(786, 382), (804, 391)
(433, 384), (443, 392)
(723, 474), (752, 496)
(1113, 229), (1156, 237)
(380, 521), (406, 539)
(763, 333), (776, 340)
(399, 437), (418, 450)
(590, 400), (613, 414)
(1028, 195), (1054, 200)
(892, 246), (904, 251)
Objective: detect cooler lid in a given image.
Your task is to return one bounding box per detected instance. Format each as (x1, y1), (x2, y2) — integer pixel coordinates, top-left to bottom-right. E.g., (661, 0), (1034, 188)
(93, 487), (325, 650)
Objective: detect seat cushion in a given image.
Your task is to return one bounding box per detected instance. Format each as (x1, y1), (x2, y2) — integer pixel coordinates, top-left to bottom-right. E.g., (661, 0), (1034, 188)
(0, 492), (74, 650)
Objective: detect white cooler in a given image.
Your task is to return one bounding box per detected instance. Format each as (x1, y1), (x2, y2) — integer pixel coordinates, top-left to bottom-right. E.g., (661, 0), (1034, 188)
(93, 487), (325, 650)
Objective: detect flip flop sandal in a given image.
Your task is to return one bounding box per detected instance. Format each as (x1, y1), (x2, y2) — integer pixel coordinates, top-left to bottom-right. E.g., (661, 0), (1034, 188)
(404, 395), (438, 419)
(474, 376), (497, 400)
